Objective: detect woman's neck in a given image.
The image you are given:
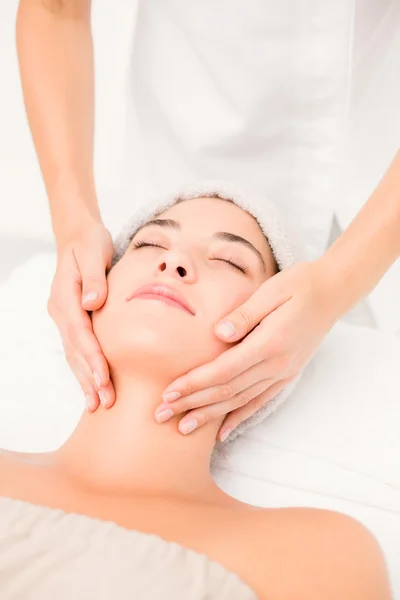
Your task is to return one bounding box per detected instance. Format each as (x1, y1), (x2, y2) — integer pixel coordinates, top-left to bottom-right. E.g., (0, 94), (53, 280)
(55, 373), (226, 504)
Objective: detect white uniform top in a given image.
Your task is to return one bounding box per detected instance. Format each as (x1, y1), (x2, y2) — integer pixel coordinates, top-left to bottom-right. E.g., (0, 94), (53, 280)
(108, 0), (356, 260)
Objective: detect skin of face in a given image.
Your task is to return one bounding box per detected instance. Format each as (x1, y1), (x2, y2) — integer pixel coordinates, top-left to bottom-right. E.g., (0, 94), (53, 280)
(92, 197), (277, 386)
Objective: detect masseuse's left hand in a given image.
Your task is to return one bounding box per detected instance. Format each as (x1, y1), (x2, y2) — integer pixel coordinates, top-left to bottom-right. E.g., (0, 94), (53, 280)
(156, 260), (344, 441)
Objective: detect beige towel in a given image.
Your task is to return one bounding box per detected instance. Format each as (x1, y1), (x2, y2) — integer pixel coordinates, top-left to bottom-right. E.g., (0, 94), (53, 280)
(0, 496), (257, 600)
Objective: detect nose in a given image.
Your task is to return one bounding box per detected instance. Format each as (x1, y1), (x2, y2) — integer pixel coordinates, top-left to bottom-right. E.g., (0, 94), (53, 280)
(156, 248), (197, 283)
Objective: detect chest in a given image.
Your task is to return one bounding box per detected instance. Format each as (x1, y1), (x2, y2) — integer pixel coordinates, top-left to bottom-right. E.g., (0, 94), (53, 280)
(0, 456), (255, 578)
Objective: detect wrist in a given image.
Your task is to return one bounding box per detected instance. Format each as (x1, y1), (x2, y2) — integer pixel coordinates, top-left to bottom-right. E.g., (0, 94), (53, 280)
(314, 256), (354, 321)
(52, 197), (103, 253)
(48, 175), (102, 250)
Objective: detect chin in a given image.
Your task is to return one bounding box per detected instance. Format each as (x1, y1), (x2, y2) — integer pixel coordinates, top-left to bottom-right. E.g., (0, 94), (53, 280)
(93, 300), (229, 379)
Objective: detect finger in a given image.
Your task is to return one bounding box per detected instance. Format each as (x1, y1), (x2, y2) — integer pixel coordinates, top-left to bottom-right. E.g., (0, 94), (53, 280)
(56, 281), (112, 407)
(76, 323), (111, 389)
(83, 356), (114, 411)
(48, 272), (83, 331)
(49, 265), (109, 412)
(214, 274), (291, 342)
(71, 354), (100, 413)
(98, 379), (116, 410)
(217, 378), (290, 441)
(163, 338), (266, 401)
(85, 392), (100, 413)
(158, 362), (273, 416)
(176, 379), (271, 435)
(78, 247), (109, 311)
(75, 353), (116, 413)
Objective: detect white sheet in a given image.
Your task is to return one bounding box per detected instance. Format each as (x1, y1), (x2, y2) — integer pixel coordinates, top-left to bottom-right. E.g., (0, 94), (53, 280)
(212, 320), (400, 596)
(0, 254), (399, 596)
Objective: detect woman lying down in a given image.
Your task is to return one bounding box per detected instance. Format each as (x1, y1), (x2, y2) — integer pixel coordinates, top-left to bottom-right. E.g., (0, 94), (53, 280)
(0, 183), (392, 599)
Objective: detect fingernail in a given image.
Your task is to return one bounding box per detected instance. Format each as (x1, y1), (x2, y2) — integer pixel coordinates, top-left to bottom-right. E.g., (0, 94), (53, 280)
(82, 291), (99, 305)
(156, 408), (174, 423)
(162, 391), (181, 403)
(220, 428), (231, 443)
(98, 389), (107, 407)
(85, 394), (92, 410)
(180, 419), (198, 435)
(93, 371), (101, 388)
(216, 321), (236, 338)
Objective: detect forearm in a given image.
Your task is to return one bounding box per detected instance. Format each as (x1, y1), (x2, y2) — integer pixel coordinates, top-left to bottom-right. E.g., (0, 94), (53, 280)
(322, 149), (400, 316)
(16, 0), (99, 247)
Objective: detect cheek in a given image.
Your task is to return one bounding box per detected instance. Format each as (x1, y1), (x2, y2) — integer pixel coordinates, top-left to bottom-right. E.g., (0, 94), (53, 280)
(91, 265), (130, 358)
(207, 279), (257, 324)
(192, 279), (256, 361)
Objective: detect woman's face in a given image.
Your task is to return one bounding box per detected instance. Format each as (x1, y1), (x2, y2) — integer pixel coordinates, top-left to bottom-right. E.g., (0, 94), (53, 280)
(92, 197), (277, 381)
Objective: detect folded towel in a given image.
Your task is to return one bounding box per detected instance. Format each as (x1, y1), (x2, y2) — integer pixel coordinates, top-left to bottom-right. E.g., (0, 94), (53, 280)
(0, 497), (257, 600)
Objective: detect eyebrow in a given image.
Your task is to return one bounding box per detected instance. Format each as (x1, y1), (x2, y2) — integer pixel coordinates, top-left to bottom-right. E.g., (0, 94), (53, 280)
(133, 218), (267, 272)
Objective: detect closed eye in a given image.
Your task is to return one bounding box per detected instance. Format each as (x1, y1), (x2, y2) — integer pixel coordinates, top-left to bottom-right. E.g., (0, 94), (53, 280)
(132, 240), (167, 250)
(210, 257), (249, 275)
(132, 241), (249, 274)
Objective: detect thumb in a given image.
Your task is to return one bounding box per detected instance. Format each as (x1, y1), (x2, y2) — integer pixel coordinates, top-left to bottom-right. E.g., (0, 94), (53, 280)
(214, 277), (288, 341)
(80, 255), (109, 311)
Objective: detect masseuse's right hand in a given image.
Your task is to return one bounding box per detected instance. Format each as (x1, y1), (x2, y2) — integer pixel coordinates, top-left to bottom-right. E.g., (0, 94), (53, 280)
(48, 221), (115, 412)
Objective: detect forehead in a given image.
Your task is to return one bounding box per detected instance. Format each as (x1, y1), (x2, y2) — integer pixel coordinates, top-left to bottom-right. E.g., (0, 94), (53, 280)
(158, 196), (266, 244)
(118, 196), (278, 275)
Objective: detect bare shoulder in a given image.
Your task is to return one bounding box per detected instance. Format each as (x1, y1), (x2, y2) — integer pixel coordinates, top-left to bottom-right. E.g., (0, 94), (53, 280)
(0, 449), (30, 492)
(0, 448), (36, 461)
(0, 448), (48, 468)
(238, 506), (392, 600)
(0, 448), (53, 498)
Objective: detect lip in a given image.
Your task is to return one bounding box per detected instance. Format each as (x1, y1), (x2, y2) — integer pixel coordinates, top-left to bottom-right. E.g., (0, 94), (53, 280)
(126, 283), (195, 315)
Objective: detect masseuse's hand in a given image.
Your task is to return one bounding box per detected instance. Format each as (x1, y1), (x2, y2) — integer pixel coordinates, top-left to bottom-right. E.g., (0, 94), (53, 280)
(156, 260), (343, 440)
(48, 221), (115, 412)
